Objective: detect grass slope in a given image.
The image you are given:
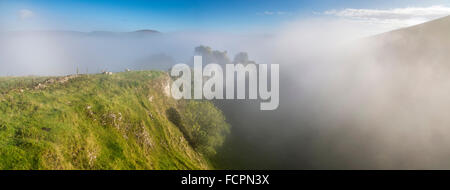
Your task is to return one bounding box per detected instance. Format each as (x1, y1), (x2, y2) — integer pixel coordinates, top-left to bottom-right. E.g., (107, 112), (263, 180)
(0, 71), (229, 169)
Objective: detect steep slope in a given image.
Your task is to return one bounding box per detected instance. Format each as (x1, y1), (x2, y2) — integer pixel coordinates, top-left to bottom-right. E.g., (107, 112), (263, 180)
(365, 15), (450, 67)
(0, 71), (229, 169)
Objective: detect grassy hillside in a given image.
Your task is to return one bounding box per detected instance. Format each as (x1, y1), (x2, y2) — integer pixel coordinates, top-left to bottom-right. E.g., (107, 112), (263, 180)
(0, 71), (229, 169)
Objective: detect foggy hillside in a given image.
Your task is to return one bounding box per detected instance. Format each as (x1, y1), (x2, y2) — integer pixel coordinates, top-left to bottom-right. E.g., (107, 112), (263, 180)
(367, 15), (450, 67)
(215, 15), (450, 169)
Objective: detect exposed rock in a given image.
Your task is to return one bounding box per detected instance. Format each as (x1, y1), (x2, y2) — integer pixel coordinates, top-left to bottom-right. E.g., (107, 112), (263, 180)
(86, 105), (94, 117)
(34, 83), (46, 90)
(163, 79), (171, 97)
(87, 150), (97, 167)
(149, 112), (154, 120)
(135, 123), (153, 151)
(34, 75), (79, 90)
(45, 78), (55, 84)
(101, 112), (122, 129)
(56, 75), (77, 84)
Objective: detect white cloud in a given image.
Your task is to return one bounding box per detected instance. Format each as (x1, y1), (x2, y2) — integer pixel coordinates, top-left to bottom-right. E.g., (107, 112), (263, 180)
(264, 11), (274, 15)
(259, 11), (292, 16)
(276, 11), (290, 15)
(324, 5), (450, 28)
(18, 9), (34, 20)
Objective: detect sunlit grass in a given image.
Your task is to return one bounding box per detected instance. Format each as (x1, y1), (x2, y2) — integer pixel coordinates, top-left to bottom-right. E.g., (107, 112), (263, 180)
(0, 71), (228, 170)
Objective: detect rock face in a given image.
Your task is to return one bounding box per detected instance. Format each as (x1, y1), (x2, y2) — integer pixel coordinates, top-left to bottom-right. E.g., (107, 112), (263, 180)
(156, 73), (172, 97)
(164, 79), (171, 97)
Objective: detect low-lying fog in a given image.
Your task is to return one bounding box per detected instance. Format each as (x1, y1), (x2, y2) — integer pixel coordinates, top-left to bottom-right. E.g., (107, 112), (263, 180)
(218, 17), (450, 169)
(2, 16), (450, 169)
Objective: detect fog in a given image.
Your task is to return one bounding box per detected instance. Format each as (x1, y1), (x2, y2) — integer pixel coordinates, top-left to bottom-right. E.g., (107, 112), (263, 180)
(2, 16), (450, 169)
(215, 17), (450, 169)
(0, 30), (267, 76)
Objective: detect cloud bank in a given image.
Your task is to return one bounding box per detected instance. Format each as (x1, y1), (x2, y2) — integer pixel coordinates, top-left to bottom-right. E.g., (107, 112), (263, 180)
(324, 5), (450, 29)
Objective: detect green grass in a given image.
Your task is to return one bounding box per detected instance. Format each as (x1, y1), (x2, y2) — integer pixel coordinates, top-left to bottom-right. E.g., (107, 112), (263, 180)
(0, 71), (229, 170)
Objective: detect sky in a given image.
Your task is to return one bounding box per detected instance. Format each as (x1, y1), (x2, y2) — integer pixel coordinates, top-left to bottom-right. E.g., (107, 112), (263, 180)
(1, 0), (450, 32)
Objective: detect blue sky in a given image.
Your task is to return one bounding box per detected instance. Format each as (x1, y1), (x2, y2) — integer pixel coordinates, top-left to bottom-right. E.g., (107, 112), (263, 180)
(1, 0), (450, 32)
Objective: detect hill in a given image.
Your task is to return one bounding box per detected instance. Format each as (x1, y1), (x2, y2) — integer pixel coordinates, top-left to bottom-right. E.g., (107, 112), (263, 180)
(0, 71), (229, 169)
(364, 15), (450, 67)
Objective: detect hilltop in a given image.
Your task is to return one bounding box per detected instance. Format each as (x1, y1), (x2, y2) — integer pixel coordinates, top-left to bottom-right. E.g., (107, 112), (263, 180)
(363, 15), (450, 66)
(0, 71), (229, 169)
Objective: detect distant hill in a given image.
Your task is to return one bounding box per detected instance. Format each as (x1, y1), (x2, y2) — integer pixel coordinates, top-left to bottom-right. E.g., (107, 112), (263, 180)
(133, 29), (160, 34)
(89, 30), (161, 37)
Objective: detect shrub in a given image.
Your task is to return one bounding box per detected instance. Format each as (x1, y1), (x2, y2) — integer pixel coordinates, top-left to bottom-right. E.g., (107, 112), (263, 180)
(178, 101), (230, 156)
